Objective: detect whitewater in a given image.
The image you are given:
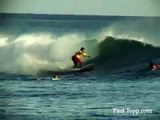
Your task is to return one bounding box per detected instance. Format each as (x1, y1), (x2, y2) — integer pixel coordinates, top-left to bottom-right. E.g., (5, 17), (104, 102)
(0, 16), (160, 75)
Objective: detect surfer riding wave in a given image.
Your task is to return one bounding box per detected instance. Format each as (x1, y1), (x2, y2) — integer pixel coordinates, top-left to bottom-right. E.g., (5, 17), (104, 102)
(72, 47), (90, 68)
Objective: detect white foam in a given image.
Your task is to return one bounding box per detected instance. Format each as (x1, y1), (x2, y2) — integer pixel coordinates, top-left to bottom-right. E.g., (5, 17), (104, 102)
(0, 37), (8, 46)
(0, 32), (90, 75)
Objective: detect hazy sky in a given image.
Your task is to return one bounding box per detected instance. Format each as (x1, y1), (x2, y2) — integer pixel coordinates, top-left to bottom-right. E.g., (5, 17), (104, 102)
(0, 0), (160, 16)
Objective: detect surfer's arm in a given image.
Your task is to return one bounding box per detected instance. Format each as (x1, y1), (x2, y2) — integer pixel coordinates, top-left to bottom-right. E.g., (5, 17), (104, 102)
(82, 52), (90, 57)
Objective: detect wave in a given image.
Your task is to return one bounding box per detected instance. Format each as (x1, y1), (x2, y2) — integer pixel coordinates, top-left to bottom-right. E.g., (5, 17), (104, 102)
(89, 36), (160, 73)
(0, 32), (98, 75)
(1, 16), (160, 75)
(1, 33), (160, 75)
(97, 17), (160, 46)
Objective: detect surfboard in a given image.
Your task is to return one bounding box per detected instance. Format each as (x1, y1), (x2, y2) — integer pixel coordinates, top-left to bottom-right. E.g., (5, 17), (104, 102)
(38, 64), (94, 76)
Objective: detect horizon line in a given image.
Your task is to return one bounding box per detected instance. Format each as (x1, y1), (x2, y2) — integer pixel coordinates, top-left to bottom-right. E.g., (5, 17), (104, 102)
(0, 12), (160, 18)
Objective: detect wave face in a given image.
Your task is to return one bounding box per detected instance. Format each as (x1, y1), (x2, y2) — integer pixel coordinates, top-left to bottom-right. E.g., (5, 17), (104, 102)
(90, 37), (160, 73)
(0, 15), (160, 75)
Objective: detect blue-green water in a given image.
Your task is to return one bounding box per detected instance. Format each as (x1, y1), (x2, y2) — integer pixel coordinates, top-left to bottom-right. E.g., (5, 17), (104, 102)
(0, 72), (160, 120)
(0, 15), (160, 119)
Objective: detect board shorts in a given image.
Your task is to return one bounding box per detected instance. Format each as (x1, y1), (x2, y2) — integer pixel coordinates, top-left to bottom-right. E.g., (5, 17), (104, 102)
(72, 55), (82, 65)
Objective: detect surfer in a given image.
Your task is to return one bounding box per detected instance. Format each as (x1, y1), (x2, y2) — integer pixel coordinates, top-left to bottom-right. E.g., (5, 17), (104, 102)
(148, 61), (160, 71)
(52, 75), (61, 80)
(72, 47), (90, 67)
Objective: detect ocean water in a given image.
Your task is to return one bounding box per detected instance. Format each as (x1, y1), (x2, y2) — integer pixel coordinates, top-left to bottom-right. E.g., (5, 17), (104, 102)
(0, 15), (160, 119)
(0, 72), (160, 120)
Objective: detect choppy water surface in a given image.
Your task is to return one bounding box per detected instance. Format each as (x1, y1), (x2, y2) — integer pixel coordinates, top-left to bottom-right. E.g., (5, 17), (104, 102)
(0, 72), (160, 120)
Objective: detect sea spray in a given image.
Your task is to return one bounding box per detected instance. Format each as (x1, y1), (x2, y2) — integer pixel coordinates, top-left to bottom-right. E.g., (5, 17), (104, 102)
(97, 18), (160, 46)
(0, 33), (97, 75)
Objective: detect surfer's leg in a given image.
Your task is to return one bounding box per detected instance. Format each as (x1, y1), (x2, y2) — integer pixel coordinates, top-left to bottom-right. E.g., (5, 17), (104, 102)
(78, 59), (82, 67)
(72, 55), (78, 67)
(75, 57), (82, 68)
(73, 64), (77, 67)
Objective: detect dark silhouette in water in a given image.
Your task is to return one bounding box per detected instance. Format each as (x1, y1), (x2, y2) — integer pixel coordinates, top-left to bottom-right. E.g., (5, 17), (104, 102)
(149, 61), (154, 70)
(148, 60), (160, 71)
